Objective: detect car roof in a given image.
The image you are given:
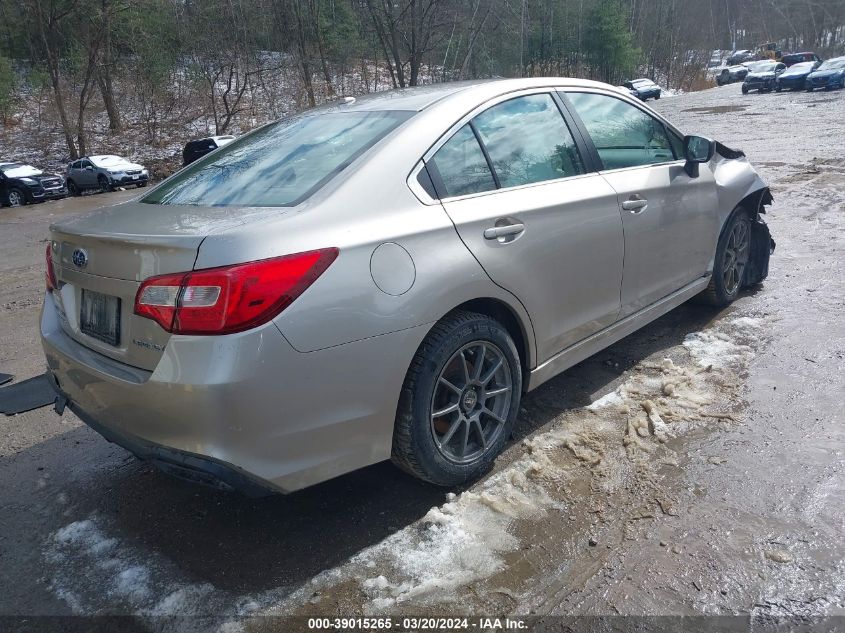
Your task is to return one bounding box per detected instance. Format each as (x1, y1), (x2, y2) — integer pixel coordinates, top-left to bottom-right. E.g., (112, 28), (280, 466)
(314, 77), (634, 114)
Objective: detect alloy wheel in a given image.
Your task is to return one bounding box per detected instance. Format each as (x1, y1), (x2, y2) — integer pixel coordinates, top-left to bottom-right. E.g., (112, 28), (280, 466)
(8, 190), (22, 207)
(722, 217), (750, 295)
(430, 341), (512, 464)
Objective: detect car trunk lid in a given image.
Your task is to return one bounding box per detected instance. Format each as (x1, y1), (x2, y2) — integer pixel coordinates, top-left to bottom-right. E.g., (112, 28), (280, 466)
(48, 200), (271, 371)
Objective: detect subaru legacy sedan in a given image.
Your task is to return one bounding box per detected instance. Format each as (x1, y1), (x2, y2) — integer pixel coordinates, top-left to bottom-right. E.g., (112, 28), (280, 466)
(42, 79), (774, 495)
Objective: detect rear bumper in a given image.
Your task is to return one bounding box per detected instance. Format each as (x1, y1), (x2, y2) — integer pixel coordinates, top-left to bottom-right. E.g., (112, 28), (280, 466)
(40, 293), (423, 493)
(807, 77), (841, 89)
(49, 375), (276, 496)
(777, 77), (806, 90)
(112, 174), (149, 186)
(743, 79), (772, 90)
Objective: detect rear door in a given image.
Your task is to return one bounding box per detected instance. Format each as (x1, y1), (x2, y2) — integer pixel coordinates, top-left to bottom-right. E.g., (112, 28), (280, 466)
(426, 91), (624, 362)
(562, 90), (718, 316)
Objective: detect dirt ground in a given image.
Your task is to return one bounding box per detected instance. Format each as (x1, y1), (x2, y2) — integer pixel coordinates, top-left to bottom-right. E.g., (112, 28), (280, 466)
(1, 84), (843, 633)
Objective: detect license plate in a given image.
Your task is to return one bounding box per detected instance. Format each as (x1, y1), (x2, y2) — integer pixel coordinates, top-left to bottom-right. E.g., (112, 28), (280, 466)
(132, 175), (139, 180)
(80, 290), (121, 346)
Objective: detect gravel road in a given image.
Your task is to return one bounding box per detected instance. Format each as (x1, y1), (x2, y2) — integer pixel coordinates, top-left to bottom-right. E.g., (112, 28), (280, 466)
(0, 83), (843, 632)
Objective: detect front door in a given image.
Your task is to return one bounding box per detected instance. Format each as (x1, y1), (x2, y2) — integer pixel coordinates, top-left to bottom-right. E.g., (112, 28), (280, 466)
(426, 92), (624, 363)
(564, 91), (719, 316)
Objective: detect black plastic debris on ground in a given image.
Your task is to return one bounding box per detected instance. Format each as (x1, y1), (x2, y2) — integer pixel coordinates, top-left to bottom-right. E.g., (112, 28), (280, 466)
(0, 373), (12, 386)
(0, 374), (56, 415)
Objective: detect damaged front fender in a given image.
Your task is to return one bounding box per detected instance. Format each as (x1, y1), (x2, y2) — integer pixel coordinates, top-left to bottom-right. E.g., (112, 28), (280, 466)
(712, 142), (775, 286)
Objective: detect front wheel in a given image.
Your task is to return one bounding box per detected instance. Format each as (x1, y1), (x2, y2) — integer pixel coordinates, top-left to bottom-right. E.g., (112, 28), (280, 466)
(742, 84), (749, 94)
(98, 175), (112, 193)
(67, 180), (80, 196)
(392, 311), (522, 486)
(6, 188), (26, 207)
(699, 211), (752, 306)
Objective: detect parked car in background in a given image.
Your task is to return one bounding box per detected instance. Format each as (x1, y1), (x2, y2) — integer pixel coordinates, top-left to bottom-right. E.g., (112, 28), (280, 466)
(622, 78), (661, 101)
(42, 78), (774, 495)
(727, 49), (754, 65)
(776, 61), (822, 91)
(805, 56), (845, 91)
(182, 135), (236, 166)
(0, 162), (66, 207)
(781, 52), (822, 67)
(741, 60), (786, 93)
(716, 65), (749, 85)
(66, 155), (149, 195)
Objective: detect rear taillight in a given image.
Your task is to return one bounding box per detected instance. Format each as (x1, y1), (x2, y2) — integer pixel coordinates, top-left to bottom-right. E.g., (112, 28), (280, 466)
(46, 244), (57, 291)
(134, 248), (338, 335)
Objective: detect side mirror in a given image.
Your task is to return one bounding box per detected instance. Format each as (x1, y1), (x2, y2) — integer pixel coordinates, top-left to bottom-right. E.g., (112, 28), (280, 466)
(683, 135), (715, 177)
(84, 166), (93, 171)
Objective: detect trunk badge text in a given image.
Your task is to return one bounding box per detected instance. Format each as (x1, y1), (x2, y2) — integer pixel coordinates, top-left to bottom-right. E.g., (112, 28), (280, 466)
(132, 338), (165, 352)
(71, 248), (88, 268)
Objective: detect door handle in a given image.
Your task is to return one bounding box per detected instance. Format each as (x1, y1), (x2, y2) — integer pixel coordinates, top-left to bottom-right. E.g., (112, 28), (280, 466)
(484, 222), (525, 240)
(622, 195), (648, 213)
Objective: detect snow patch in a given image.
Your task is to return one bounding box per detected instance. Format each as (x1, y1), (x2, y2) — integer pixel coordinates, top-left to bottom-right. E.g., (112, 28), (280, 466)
(44, 514), (286, 629)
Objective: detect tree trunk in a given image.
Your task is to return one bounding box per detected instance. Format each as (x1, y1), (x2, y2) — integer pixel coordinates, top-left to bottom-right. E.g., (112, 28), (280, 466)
(31, 0), (78, 158)
(98, 0), (121, 132)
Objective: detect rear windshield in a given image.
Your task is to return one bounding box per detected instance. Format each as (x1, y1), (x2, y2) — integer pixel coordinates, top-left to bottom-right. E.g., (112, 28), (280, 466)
(748, 61), (777, 72)
(817, 58), (845, 70)
(143, 110), (412, 207)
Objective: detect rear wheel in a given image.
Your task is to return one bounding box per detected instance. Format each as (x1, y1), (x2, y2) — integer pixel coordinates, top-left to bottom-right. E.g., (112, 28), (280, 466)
(742, 84), (749, 94)
(699, 211), (752, 306)
(6, 188), (25, 207)
(392, 311), (522, 486)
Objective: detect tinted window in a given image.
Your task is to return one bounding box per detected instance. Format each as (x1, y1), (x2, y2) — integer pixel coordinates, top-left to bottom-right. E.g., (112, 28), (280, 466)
(566, 92), (675, 170)
(143, 110), (411, 207)
(427, 124), (496, 198)
(472, 94), (585, 188)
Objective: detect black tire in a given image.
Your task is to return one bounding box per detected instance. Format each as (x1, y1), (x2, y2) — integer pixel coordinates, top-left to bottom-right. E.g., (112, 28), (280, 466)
(137, 181), (148, 188)
(775, 84), (782, 92)
(655, 93), (661, 100)
(392, 311), (522, 486)
(98, 174), (112, 193)
(699, 210), (752, 306)
(67, 180), (80, 196)
(5, 187), (26, 207)
(742, 84), (749, 94)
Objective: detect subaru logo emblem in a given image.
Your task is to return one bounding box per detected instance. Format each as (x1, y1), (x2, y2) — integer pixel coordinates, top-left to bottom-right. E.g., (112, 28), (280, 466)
(71, 248), (88, 268)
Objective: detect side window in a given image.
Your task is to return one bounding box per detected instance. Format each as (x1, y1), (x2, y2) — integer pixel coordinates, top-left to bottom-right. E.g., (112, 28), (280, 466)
(81, 160), (92, 168)
(427, 124), (496, 198)
(472, 94), (585, 188)
(566, 92), (676, 170)
(70, 161), (79, 169)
